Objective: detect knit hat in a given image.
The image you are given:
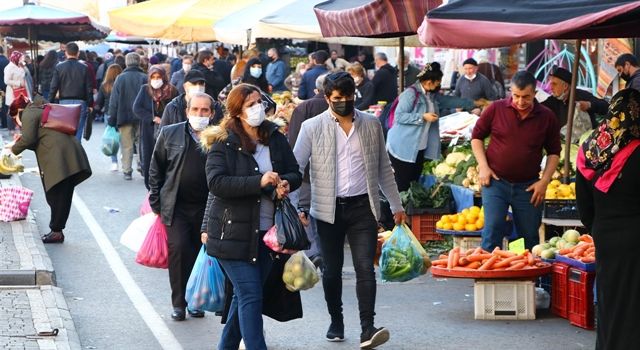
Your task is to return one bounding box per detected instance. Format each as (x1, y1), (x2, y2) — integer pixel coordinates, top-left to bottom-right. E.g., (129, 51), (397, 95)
(549, 65), (572, 84)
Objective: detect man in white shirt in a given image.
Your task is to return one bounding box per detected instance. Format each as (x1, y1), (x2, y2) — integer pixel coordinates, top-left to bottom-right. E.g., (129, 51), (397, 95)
(293, 72), (405, 349)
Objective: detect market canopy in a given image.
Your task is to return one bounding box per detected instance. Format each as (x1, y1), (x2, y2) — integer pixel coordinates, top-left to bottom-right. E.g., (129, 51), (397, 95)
(108, 0), (259, 42)
(0, 3), (109, 42)
(419, 0), (640, 49)
(314, 0), (440, 39)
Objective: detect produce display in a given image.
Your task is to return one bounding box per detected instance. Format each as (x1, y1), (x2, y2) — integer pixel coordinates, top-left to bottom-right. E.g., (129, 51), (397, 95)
(545, 180), (576, 200)
(535, 231), (595, 264)
(433, 151), (470, 178)
(282, 251), (320, 292)
(0, 152), (24, 174)
(435, 206), (484, 232)
(432, 247), (546, 271)
(399, 181), (452, 211)
(531, 229), (583, 260)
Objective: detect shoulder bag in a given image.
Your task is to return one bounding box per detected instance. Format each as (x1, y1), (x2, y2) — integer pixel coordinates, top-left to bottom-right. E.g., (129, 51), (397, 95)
(41, 104), (81, 135)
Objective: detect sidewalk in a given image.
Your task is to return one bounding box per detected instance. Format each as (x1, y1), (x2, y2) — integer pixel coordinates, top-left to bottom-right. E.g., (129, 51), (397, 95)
(0, 170), (81, 350)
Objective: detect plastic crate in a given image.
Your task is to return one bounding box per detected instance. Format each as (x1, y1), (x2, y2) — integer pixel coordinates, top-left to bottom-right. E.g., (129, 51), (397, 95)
(551, 262), (570, 318)
(453, 236), (509, 251)
(409, 213), (443, 243)
(543, 200), (580, 219)
(568, 268), (596, 330)
(474, 280), (536, 320)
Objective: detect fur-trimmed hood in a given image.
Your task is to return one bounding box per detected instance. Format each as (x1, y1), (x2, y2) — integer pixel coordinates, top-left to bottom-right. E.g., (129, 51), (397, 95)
(200, 119), (280, 152)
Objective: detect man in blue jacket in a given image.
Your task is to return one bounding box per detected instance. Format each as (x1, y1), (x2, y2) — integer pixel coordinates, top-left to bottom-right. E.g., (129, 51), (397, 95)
(266, 48), (288, 93)
(298, 50), (329, 100)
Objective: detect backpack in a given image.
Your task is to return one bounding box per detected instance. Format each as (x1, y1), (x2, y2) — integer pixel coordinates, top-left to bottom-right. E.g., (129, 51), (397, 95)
(379, 85), (420, 138)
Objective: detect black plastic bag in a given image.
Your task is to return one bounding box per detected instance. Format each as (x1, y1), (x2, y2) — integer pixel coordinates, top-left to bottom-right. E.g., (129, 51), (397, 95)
(275, 197), (310, 251)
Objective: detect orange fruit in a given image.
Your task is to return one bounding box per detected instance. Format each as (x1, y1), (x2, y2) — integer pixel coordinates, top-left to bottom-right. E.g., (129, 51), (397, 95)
(461, 208), (470, 216)
(465, 224), (476, 231)
(452, 222), (464, 231)
(457, 216), (467, 226)
(475, 219), (484, 229)
(440, 216), (450, 224)
(466, 212), (479, 222)
(469, 206), (481, 214)
(443, 223), (453, 230)
(436, 220), (444, 229)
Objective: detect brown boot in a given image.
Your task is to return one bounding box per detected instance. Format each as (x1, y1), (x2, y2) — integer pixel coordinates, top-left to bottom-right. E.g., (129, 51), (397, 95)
(42, 231), (64, 244)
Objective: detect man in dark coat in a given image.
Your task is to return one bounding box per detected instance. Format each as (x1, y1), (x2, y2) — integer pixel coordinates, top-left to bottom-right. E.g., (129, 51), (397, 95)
(542, 66), (608, 130)
(371, 52), (398, 104)
(298, 50), (329, 100)
(615, 53), (640, 92)
(191, 50), (225, 101)
(108, 52), (147, 180)
(161, 70), (223, 127)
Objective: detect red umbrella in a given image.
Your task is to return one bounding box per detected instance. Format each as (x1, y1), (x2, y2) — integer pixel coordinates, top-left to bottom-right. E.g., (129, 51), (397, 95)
(314, 0), (442, 89)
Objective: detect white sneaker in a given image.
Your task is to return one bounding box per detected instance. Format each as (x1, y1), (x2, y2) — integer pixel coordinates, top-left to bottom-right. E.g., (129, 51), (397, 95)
(238, 340), (245, 350)
(110, 163), (118, 172)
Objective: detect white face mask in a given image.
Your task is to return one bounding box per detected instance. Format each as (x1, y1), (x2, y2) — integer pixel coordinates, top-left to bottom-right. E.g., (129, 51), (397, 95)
(465, 74), (477, 80)
(188, 115), (210, 131)
(244, 103), (265, 127)
(183, 64), (191, 72)
(150, 79), (163, 89)
(249, 67), (262, 79)
(187, 85), (205, 96)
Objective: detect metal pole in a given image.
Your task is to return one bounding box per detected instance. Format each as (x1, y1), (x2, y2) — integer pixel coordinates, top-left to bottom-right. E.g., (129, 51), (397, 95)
(563, 39), (582, 184)
(399, 37), (405, 93)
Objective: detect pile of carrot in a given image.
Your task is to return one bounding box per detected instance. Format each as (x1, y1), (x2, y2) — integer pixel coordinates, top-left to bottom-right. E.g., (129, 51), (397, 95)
(432, 247), (546, 271)
(557, 234), (595, 264)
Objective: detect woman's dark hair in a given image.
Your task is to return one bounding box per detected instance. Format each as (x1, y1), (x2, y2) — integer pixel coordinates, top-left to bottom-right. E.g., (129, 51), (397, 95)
(323, 72), (356, 98)
(223, 83), (272, 153)
(242, 57), (269, 92)
(417, 62), (443, 82)
(511, 70), (537, 90)
(39, 50), (58, 70)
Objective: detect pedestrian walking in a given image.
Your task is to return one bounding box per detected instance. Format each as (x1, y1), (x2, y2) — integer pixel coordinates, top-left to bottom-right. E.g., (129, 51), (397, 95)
(5, 51), (33, 132)
(37, 50), (57, 101)
(170, 55), (193, 95)
(201, 83), (302, 350)
(575, 88), (640, 350)
(347, 63), (375, 111)
(298, 50), (329, 100)
(133, 65), (178, 189)
(9, 96), (92, 243)
(149, 92), (216, 321)
(371, 53), (398, 105)
(386, 63), (443, 192)
(108, 52), (148, 181)
(161, 69), (223, 127)
(95, 64), (123, 171)
(218, 57), (270, 103)
(192, 50), (226, 101)
(49, 42), (93, 142)
(471, 71), (561, 251)
(292, 72), (405, 349)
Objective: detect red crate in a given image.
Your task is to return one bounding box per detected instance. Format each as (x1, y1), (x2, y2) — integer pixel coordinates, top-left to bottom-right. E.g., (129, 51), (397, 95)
(409, 213), (443, 243)
(568, 268), (596, 330)
(551, 263), (570, 318)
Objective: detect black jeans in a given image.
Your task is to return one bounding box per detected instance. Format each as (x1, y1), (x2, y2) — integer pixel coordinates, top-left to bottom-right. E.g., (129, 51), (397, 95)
(44, 177), (76, 232)
(316, 194), (378, 331)
(389, 149), (425, 192)
(166, 205), (205, 309)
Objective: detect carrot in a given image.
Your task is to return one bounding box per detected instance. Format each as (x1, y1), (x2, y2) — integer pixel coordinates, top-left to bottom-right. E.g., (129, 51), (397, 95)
(466, 254), (493, 262)
(579, 234), (594, 243)
(452, 249), (460, 268)
(447, 247), (459, 269)
(585, 247), (595, 255)
(492, 247), (516, 258)
(458, 257), (470, 266)
(506, 262), (526, 270)
(439, 254), (449, 260)
(431, 259), (448, 266)
(493, 255), (524, 268)
(526, 251), (535, 266)
(467, 261), (482, 269)
(464, 248), (475, 256)
(472, 247), (483, 255)
(581, 256), (595, 263)
(558, 248), (572, 255)
(478, 255), (500, 271)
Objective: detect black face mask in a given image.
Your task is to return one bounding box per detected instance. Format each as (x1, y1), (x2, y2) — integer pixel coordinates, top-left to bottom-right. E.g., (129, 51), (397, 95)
(331, 100), (355, 117)
(621, 73), (630, 81)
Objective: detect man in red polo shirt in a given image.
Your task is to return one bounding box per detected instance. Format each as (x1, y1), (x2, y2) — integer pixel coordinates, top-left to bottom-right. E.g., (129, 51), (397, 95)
(471, 71), (561, 250)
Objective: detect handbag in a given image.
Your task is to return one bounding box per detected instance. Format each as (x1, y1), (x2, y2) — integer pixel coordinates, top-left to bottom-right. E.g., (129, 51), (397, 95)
(0, 186), (33, 222)
(13, 87), (28, 100)
(41, 104), (81, 135)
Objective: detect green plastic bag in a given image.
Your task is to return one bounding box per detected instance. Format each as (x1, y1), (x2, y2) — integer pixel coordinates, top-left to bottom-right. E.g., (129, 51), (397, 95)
(379, 224), (425, 282)
(101, 126), (120, 156)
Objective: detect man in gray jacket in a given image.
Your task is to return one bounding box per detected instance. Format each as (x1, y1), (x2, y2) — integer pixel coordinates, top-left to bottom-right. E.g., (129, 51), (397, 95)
(109, 53), (147, 180)
(292, 72), (405, 349)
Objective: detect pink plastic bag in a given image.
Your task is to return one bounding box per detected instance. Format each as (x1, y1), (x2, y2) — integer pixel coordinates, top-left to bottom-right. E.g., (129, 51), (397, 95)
(263, 225), (297, 254)
(0, 186), (33, 222)
(135, 215), (169, 268)
(139, 193), (152, 216)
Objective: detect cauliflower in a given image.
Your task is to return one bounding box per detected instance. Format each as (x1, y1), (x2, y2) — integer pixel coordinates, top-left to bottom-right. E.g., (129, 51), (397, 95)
(445, 152), (467, 167)
(434, 163), (456, 178)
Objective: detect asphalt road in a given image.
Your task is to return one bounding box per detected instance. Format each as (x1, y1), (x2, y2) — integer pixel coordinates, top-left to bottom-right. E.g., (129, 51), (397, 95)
(17, 122), (596, 350)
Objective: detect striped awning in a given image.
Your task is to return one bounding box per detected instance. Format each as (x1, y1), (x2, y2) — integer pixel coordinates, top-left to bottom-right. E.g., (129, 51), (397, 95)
(314, 0), (441, 39)
(419, 0), (640, 49)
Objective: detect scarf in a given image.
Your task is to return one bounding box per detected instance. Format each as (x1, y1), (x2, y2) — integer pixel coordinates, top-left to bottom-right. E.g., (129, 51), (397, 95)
(10, 51), (23, 66)
(578, 89), (640, 192)
(147, 65), (173, 103)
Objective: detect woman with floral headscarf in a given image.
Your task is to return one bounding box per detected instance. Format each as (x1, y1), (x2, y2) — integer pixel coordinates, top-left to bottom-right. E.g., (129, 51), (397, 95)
(133, 64), (177, 189)
(575, 88), (640, 350)
(4, 51), (33, 130)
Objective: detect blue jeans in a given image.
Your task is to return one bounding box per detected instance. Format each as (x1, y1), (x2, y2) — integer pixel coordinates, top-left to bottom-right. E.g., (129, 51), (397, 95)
(217, 239), (272, 350)
(481, 178), (542, 251)
(59, 99), (87, 142)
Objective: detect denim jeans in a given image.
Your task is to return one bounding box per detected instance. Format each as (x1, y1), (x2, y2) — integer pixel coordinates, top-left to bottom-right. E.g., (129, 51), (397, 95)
(316, 195), (379, 331)
(481, 178), (543, 251)
(59, 99), (87, 142)
(217, 238), (272, 350)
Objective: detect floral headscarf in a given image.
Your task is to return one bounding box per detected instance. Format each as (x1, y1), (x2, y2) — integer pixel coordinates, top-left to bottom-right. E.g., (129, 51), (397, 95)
(10, 51), (23, 66)
(582, 88), (640, 172)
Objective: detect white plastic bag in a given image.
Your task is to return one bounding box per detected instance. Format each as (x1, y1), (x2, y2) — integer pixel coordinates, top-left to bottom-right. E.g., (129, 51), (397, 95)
(120, 213), (157, 252)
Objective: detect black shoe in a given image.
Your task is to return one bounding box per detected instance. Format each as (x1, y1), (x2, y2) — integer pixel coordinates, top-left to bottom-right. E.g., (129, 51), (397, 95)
(360, 327), (389, 349)
(124, 172), (132, 181)
(311, 255), (324, 270)
(187, 309), (205, 318)
(42, 231), (64, 244)
(171, 307), (185, 321)
(214, 311), (223, 317)
(326, 321), (345, 342)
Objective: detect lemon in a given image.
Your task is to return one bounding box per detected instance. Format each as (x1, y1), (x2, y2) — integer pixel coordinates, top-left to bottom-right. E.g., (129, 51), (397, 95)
(461, 208), (470, 216)
(465, 224), (476, 231)
(457, 216), (467, 226)
(436, 220), (444, 229)
(443, 223), (453, 230)
(469, 206), (481, 214)
(549, 179), (561, 188)
(475, 220), (484, 229)
(452, 222), (464, 231)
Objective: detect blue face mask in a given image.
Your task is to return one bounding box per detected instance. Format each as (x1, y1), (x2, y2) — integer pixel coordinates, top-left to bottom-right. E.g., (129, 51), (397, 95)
(250, 67), (262, 79)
